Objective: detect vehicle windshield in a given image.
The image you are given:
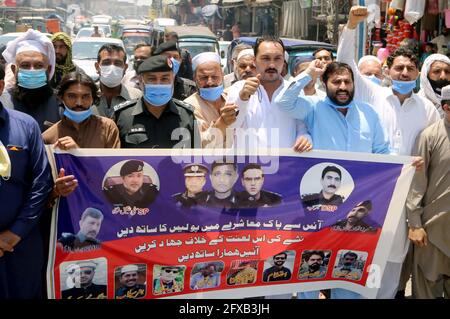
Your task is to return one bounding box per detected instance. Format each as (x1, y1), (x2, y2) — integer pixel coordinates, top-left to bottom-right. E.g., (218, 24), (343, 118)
(0, 35), (19, 46)
(73, 41), (115, 60)
(77, 28), (93, 38)
(122, 36), (151, 55)
(179, 42), (216, 58)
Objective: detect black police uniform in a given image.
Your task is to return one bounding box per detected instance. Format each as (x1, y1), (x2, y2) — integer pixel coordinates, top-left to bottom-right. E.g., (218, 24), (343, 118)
(104, 183), (159, 207)
(301, 191), (344, 208)
(58, 233), (101, 251)
(115, 284), (146, 299)
(113, 54), (199, 148)
(174, 76), (196, 100)
(196, 191), (239, 209)
(172, 192), (198, 208)
(237, 190), (282, 208)
(62, 284), (107, 299)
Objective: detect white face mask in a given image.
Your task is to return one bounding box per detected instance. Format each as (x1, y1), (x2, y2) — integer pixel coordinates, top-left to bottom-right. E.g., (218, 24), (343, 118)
(0, 140), (11, 180)
(100, 65), (124, 88)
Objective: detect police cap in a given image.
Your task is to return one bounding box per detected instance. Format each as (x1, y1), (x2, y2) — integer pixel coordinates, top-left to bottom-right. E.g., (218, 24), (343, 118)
(152, 41), (179, 56)
(183, 164), (208, 177)
(137, 55), (173, 74)
(120, 160), (144, 176)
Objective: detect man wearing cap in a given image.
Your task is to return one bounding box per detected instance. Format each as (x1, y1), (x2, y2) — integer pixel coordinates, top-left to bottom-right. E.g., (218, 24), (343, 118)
(357, 55), (385, 87)
(0, 29), (61, 132)
(103, 160), (159, 208)
(185, 52), (238, 148)
(153, 266), (184, 295)
(332, 200), (377, 233)
(223, 44), (254, 88)
(405, 85), (450, 299)
(50, 32), (79, 89)
(152, 41), (196, 100)
(0, 63), (53, 299)
(115, 264), (146, 299)
(172, 164), (208, 208)
(94, 44), (142, 119)
(196, 161), (239, 209)
(113, 55), (200, 149)
(163, 32), (193, 80)
(122, 43), (153, 90)
(62, 261), (107, 299)
(237, 163), (282, 208)
(58, 207), (104, 252)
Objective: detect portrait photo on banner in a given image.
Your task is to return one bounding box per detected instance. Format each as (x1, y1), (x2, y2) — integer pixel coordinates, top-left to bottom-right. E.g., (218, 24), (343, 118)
(152, 264), (186, 296)
(59, 257), (108, 299)
(298, 249), (332, 280)
(189, 261), (224, 290)
(299, 162), (355, 213)
(102, 159), (160, 208)
(114, 263), (147, 299)
(331, 250), (368, 281)
(262, 250), (295, 283)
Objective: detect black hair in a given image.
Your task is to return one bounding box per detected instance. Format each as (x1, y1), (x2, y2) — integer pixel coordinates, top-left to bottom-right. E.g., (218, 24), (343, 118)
(57, 70), (100, 105)
(254, 36), (285, 57)
(273, 252), (287, 260)
(80, 207), (104, 221)
(356, 200), (373, 211)
(303, 250), (325, 261)
(313, 48), (334, 59)
(97, 43), (127, 63)
(0, 63), (4, 80)
(134, 43), (153, 53)
(386, 47), (419, 69)
(241, 163), (263, 177)
(343, 251), (358, 260)
(321, 165), (342, 180)
(322, 62), (354, 85)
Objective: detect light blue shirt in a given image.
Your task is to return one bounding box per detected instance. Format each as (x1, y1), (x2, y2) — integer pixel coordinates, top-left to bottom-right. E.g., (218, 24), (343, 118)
(274, 73), (390, 154)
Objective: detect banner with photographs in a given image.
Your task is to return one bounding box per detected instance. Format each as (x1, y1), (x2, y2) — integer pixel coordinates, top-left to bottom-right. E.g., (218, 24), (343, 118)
(46, 149), (415, 299)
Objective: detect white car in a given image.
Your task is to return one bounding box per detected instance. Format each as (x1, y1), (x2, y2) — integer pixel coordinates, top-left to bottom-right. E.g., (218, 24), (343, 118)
(72, 37), (125, 82)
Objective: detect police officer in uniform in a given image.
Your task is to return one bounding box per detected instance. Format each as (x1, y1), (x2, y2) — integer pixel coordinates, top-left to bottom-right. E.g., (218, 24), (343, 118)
(152, 41), (197, 100)
(172, 163), (208, 208)
(62, 261), (107, 299)
(58, 207), (103, 252)
(237, 164), (282, 208)
(196, 161), (239, 209)
(103, 160), (159, 207)
(113, 55), (200, 149)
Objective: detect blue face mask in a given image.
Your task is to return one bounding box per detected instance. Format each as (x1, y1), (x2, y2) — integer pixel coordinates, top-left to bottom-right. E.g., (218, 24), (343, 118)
(324, 96), (354, 110)
(171, 58), (181, 76)
(17, 69), (47, 89)
(363, 74), (382, 86)
(392, 79), (416, 95)
(63, 105), (93, 123)
(199, 84), (224, 102)
(144, 84), (173, 106)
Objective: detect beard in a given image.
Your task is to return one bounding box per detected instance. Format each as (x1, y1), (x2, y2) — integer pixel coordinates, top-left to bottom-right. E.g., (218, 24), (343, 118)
(327, 89), (355, 106)
(12, 84), (54, 108)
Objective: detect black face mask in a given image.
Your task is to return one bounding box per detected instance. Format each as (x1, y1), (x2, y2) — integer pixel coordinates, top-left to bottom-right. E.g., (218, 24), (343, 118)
(428, 77), (450, 96)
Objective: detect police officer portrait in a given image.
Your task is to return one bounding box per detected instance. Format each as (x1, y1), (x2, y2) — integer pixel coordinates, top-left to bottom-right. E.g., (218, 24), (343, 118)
(58, 207), (104, 252)
(237, 163), (283, 208)
(196, 160), (240, 209)
(60, 258), (107, 299)
(332, 200), (378, 233)
(114, 264), (147, 299)
(172, 163), (208, 208)
(299, 163), (355, 213)
(102, 159), (160, 208)
(331, 250), (368, 282)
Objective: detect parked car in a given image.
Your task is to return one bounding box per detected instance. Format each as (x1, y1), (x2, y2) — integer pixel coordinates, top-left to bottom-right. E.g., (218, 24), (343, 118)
(164, 25), (219, 59)
(219, 40), (231, 71)
(72, 37), (125, 82)
(121, 25), (152, 56)
(226, 37), (336, 75)
(0, 32), (52, 47)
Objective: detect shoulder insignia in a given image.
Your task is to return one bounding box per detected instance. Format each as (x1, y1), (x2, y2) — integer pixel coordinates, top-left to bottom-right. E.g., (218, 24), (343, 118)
(173, 99), (195, 113)
(113, 99), (138, 113)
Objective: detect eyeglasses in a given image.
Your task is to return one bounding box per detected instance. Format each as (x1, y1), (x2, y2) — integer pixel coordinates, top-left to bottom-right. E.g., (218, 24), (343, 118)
(164, 269), (179, 274)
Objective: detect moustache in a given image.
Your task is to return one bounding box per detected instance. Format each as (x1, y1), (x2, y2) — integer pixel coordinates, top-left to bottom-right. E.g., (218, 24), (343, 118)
(336, 90), (349, 95)
(265, 68), (278, 74)
(327, 185), (337, 189)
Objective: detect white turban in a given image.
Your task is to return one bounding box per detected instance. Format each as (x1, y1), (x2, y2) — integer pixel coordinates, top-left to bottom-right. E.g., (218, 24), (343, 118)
(2, 29), (56, 78)
(192, 52), (221, 71)
(121, 264), (138, 274)
(419, 53), (450, 107)
(237, 49), (254, 62)
(358, 55), (381, 68)
(442, 85), (450, 101)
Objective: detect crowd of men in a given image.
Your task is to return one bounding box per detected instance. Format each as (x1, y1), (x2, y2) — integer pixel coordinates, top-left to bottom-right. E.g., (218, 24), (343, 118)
(0, 5), (448, 299)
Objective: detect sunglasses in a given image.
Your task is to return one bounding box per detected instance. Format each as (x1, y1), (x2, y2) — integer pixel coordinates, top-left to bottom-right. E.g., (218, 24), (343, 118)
(274, 257), (286, 261)
(164, 269), (179, 274)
